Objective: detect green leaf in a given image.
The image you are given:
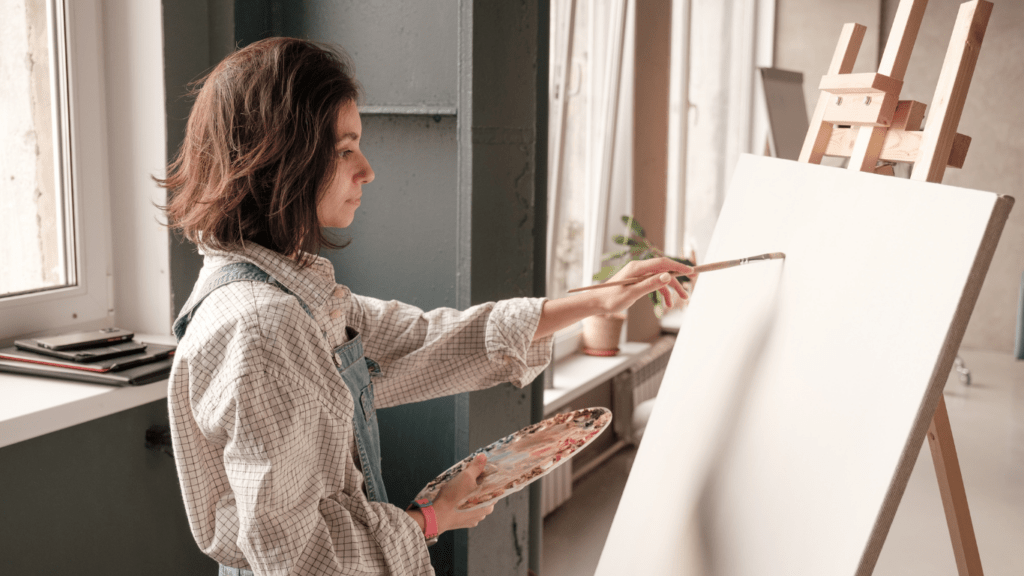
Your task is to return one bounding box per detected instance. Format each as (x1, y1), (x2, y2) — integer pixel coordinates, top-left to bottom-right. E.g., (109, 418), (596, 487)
(621, 215), (646, 238)
(600, 249), (630, 264)
(613, 235), (641, 247)
(592, 265), (621, 282)
(670, 256), (695, 266)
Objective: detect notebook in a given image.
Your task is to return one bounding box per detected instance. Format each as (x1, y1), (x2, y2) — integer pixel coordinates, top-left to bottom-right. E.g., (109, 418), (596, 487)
(0, 345), (175, 386)
(14, 339), (148, 362)
(0, 344), (175, 372)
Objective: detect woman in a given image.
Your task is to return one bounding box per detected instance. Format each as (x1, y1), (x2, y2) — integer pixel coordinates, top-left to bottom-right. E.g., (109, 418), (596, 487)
(161, 37), (690, 576)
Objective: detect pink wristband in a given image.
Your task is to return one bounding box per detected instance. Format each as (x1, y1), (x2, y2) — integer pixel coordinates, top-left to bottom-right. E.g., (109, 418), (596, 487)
(411, 498), (438, 542)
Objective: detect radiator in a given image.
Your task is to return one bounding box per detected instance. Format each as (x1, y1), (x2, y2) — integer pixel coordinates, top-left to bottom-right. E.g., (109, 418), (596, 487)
(541, 334), (676, 517)
(541, 460), (573, 517)
(631, 335), (676, 407)
(613, 334), (676, 445)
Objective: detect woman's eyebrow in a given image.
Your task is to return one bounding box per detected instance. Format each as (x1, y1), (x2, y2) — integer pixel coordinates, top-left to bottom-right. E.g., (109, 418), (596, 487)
(337, 131), (359, 144)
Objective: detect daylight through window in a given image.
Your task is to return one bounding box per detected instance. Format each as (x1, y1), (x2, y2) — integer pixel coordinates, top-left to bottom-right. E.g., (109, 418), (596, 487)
(0, 0), (73, 298)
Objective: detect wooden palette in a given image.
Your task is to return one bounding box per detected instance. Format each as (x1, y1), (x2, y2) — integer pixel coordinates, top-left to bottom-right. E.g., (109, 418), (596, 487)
(415, 407), (612, 510)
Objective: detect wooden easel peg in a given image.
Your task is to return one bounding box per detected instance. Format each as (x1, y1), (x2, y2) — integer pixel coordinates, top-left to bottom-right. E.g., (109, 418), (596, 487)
(798, 1), (993, 575)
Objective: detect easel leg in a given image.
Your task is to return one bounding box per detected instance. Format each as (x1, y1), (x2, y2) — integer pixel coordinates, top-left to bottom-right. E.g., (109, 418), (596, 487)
(927, 395), (984, 576)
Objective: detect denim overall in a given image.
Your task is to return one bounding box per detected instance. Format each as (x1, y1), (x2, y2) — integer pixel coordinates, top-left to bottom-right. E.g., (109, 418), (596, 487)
(173, 262), (390, 506)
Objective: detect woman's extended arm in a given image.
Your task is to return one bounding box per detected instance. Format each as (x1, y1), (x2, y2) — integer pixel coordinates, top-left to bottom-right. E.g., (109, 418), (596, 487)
(534, 257), (693, 340)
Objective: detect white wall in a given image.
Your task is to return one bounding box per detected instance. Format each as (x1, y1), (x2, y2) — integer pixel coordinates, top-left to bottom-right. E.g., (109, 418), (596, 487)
(102, 0), (172, 335)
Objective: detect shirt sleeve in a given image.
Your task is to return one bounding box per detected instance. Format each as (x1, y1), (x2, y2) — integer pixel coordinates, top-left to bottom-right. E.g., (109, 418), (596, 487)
(191, 297), (433, 576)
(345, 294), (554, 409)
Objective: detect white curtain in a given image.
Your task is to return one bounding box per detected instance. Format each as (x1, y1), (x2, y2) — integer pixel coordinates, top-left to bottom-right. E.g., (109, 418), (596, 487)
(547, 0), (634, 298)
(677, 0), (775, 263)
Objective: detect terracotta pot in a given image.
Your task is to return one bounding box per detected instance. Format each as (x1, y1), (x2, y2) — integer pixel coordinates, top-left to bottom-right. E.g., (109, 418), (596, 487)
(581, 313), (626, 356)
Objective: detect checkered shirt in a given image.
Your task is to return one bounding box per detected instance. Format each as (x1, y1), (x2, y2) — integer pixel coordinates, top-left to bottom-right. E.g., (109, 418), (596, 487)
(168, 243), (553, 575)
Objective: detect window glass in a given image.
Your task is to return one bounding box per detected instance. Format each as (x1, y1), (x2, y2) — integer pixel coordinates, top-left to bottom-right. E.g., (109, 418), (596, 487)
(1, 0), (73, 298)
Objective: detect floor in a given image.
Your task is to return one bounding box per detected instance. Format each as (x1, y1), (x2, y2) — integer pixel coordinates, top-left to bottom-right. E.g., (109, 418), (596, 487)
(541, 349), (1024, 576)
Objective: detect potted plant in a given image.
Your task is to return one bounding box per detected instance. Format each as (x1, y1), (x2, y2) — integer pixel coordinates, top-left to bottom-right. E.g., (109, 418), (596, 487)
(581, 216), (695, 356)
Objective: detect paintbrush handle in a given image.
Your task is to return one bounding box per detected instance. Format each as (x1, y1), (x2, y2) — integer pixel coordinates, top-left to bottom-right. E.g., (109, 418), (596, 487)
(565, 275), (658, 293)
(565, 252), (784, 294)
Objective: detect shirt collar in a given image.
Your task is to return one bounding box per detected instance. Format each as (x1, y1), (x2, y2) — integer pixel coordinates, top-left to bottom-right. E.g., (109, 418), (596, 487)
(200, 243), (336, 311)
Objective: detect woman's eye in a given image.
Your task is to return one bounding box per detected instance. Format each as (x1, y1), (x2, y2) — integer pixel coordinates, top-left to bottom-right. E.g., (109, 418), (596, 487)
(338, 150), (353, 159)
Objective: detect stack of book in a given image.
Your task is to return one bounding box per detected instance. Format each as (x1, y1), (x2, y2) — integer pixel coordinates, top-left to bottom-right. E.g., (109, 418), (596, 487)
(0, 328), (175, 386)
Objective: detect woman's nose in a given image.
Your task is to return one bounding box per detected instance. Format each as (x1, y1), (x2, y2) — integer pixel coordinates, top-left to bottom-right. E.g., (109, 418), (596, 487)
(359, 155), (375, 184)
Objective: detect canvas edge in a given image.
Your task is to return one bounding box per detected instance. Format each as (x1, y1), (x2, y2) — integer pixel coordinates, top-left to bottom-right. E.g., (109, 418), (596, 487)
(855, 194), (1015, 576)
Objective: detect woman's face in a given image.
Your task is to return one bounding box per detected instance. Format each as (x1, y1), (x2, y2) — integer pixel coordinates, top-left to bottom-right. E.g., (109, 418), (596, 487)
(317, 102), (375, 229)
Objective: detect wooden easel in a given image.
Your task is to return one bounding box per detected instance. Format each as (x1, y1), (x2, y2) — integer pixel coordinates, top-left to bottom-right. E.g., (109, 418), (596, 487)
(798, 1), (992, 575)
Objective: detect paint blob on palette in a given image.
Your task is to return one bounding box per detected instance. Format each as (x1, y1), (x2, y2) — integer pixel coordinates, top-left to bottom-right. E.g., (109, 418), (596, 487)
(415, 407), (613, 510)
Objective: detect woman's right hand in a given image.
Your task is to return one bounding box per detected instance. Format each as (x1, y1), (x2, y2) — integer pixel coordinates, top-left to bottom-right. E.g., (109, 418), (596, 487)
(432, 454), (495, 533)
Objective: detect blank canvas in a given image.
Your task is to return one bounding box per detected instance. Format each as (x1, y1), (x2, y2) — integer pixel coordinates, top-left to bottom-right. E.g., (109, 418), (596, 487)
(596, 155), (1012, 576)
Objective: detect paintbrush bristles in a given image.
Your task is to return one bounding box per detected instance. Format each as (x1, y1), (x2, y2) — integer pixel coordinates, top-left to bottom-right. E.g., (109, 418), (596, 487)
(565, 252), (785, 294)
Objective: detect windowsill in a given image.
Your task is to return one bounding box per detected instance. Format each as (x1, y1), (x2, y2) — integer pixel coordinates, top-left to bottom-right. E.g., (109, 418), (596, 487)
(0, 333), (175, 449)
(543, 341), (652, 416)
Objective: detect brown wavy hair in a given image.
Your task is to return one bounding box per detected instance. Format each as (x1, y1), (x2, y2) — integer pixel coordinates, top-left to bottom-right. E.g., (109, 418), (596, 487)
(159, 37), (361, 266)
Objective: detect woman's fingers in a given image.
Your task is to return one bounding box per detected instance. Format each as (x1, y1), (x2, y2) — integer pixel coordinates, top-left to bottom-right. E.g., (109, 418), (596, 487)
(610, 258), (691, 284)
(596, 258), (695, 314)
(455, 455), (488, 492)
(625, 257), (693, 279)
(638, 272), (672, 295)
(670, 277), (688, 300)
(433, 454), (497, 533)
(444, 454), (487, 495)
(465, 504), (495, 527)
(645, 270), (692, 309)
(632, 272), (670, 308)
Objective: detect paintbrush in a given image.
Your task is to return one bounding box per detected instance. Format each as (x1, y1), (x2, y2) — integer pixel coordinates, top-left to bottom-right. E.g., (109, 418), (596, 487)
(566, 252), (785, 294)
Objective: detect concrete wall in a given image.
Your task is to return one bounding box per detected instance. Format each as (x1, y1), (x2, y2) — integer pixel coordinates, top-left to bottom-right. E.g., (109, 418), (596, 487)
(464, 4), (547, 574)
(275, 1), (459, 108)
(775, 0), (881, 122)
(165, 0), (235, 318)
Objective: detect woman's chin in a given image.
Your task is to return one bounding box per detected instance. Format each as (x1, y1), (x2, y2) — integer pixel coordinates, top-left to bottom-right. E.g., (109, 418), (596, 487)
(320, 211), (357, 229)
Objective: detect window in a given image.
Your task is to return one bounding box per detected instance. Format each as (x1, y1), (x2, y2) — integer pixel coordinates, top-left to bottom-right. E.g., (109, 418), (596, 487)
(2, 0), (74, 298)
(547, 0), (633, 302)
(0, 0), (114, 341)
(547, 0), (635, 362)
(547, 0), (774, 360)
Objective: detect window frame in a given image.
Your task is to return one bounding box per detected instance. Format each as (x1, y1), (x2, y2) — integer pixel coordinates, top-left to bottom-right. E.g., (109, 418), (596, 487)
(546, 0), (632, 365)
(0, 0), (114, 342)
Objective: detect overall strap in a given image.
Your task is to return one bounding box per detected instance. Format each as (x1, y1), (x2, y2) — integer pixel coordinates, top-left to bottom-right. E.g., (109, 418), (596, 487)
(173, 262), (314, 342)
